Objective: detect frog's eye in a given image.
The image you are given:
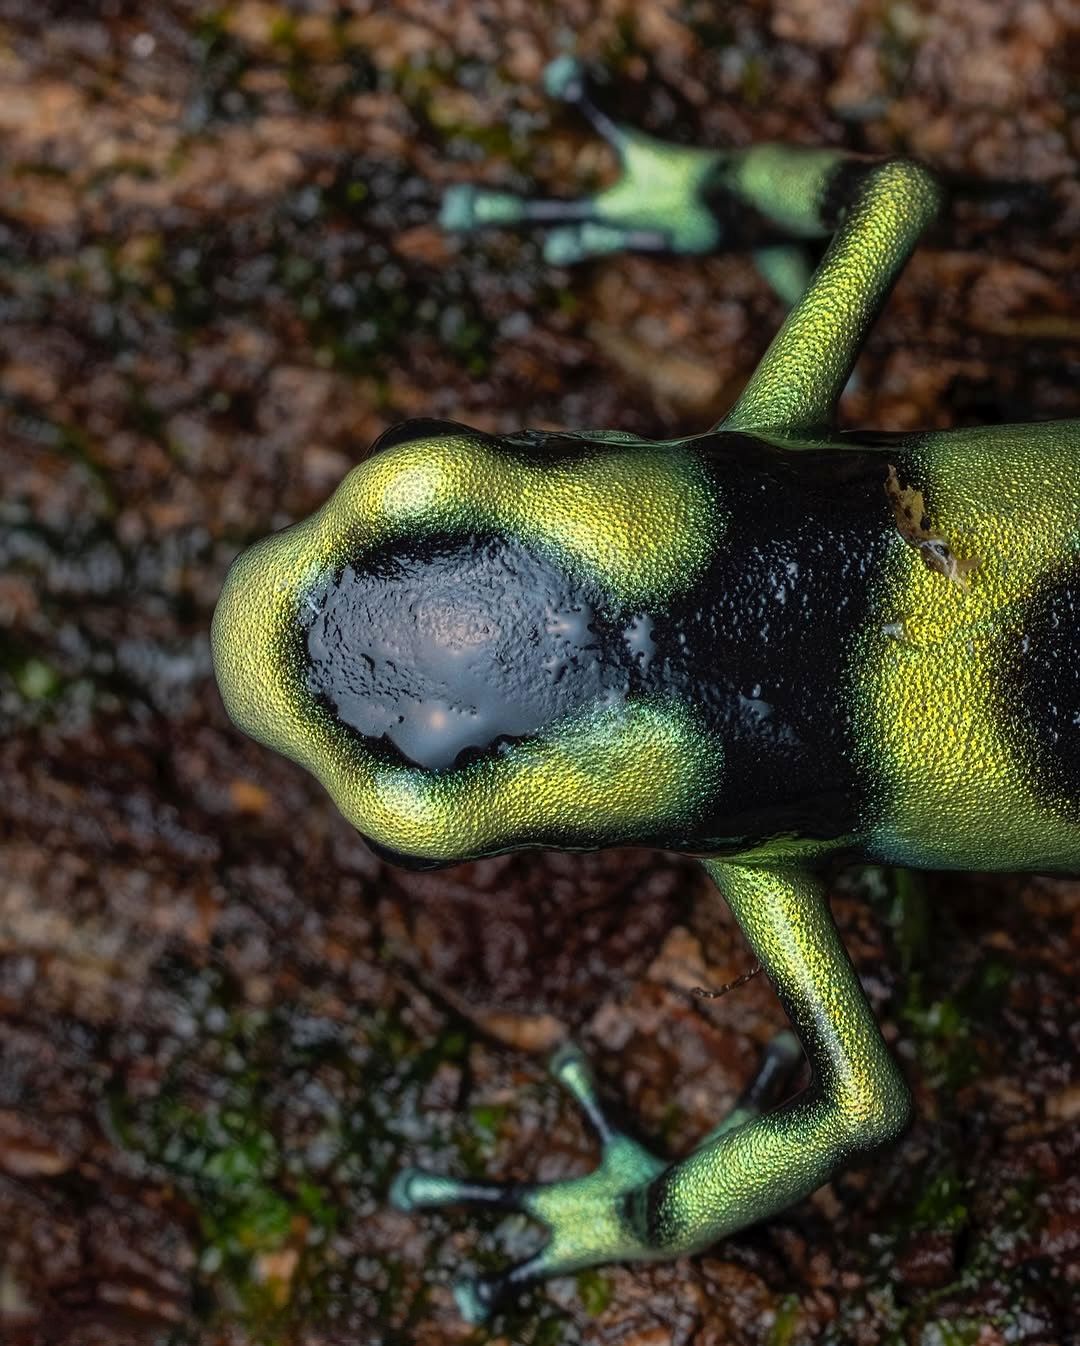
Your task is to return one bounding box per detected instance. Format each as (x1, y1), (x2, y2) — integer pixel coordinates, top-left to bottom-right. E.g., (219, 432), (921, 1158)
(368, 418), (495, 458)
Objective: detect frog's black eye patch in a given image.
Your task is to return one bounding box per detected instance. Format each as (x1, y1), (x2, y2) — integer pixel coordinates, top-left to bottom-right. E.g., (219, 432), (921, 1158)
(367, 417), (497, 458)
(299, 531), (637, 773)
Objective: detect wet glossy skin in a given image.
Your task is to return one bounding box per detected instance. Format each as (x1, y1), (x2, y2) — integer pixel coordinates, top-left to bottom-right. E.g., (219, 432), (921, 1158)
(212, 58), (1080, 1325)
(267, 431), (906, 859)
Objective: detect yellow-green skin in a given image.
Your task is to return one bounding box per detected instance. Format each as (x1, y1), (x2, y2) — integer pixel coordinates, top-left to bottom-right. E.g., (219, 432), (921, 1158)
(211, 59), (1080, 1324)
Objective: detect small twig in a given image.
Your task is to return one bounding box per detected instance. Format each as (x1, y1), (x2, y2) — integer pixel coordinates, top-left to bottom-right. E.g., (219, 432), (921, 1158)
(690, 963), (762, 1000)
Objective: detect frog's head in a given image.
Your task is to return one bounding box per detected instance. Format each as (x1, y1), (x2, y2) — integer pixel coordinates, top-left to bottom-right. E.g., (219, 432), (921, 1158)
(212, 419), (723, 867)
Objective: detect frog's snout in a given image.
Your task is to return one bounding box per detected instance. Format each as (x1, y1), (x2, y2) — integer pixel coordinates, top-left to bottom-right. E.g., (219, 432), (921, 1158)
(210, 543), (259, 740)
(211, 533), (303, 756)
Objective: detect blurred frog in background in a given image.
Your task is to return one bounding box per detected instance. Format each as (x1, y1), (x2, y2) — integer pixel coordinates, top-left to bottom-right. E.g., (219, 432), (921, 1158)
(213, 57), (1079, 1324)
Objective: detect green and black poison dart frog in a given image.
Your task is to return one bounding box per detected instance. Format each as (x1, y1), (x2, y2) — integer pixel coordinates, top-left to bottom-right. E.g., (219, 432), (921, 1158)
(212, 57), (1079, 1324)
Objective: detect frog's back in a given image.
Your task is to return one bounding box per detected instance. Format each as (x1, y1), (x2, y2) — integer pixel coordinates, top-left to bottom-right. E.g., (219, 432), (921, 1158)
(619, 417), (1080, 873)
(621, 434), (899, 856)
(845, 417), (1080, 872)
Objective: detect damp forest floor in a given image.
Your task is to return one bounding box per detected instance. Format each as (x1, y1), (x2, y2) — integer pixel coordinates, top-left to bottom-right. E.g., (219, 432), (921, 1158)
(1, 4), (1078, 1345)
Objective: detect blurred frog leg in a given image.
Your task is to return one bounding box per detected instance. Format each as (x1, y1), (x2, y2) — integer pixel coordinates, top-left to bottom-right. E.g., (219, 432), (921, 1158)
(718, 146), (941, 434)
(751, 243), (814, 310)
(439, 56), (620, 254)
(561, 53), (726, 260)
(442, 56), (726, 263)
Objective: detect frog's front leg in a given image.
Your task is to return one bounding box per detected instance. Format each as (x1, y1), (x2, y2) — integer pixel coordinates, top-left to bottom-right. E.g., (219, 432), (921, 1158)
(390, 864), (910, 1322)
(721, 148), (941, 433)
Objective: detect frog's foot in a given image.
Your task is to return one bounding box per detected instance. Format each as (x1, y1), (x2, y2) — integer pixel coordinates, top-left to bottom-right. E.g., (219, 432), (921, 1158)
(542, 56), (628, 153)
(441, 56), (727, 262)
(439, 60), (615, 241)
(440, 56), (679, 263)
(389, 1033), (803, 1323)
(440, 185), (672, 262)
(390, 1041), (664, 1322)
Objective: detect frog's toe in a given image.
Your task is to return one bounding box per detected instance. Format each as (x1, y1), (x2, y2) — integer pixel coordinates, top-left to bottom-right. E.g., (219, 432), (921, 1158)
(439, 183), (478, 232)
(543, 55), (587, 102)
(440, 184), (530, 233)
(543, 223), (624, 264)
(542, 226), (589, 265)
(453, 1273), (500, 1325)
(547, 1039), (623, 1141)
(389, 1166), (531, 1214)
(453, 1253), (549, 1325)
(387, 1166), (449, 1212)
(544, 222), (670, 265)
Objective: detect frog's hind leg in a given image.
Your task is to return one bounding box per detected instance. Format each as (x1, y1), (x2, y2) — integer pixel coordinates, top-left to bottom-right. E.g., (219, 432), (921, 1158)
(390, 1031), (802, 1323)
(392, 864), (910, 1323)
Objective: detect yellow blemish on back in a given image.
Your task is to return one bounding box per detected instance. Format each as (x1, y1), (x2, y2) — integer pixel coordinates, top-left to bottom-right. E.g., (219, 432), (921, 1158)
(885, 462), (979, 589)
